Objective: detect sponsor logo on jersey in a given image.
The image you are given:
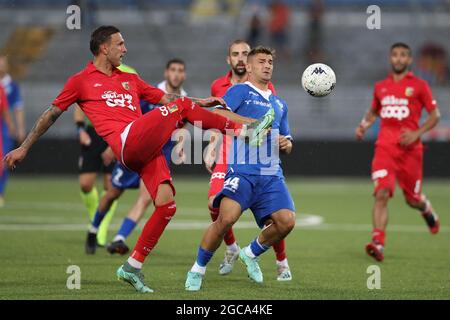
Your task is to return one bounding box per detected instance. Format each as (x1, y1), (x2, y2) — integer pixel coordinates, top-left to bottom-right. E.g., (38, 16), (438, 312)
(93, 83), (102, 87)
(380, 95), (410, 120)
(372, 169), (388, 180)
(244, 99), (271, 108)
(102, 91), (136, 111)
(167, 103), (178, 113)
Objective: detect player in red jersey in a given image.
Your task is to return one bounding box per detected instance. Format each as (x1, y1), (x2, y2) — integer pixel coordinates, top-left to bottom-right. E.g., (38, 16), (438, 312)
(0, 85), (15, 176)
(355, 43), (441, 262)
(205, 40), (291, 281)
(4, 26), (273, 293)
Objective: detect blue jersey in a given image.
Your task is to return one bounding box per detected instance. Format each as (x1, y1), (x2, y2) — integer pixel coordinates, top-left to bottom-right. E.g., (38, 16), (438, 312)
(1, 75), (23, 152)
(222, 82), (292, 177)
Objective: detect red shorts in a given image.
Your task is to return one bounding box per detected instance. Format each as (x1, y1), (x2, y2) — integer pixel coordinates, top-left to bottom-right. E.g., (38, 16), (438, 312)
(208, 163), (227, 199)
(371, 145), (423, 203)
(120, 103), (184, 199)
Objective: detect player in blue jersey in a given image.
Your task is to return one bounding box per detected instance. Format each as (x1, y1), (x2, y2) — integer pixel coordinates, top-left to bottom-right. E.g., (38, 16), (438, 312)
(84, 58), (187, 255)
(185, 46), (296, 291)
(0, 55), (26, 207)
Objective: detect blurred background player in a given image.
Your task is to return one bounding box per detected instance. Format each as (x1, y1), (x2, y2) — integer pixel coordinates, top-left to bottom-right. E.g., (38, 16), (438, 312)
(186, 46), (295, 291)
(355, 42), (441, 262)
(0, 54), (25, 207)
(103, 59), (188, 255)
(74, 104), (117, 248)
(206, 40), (291, 281)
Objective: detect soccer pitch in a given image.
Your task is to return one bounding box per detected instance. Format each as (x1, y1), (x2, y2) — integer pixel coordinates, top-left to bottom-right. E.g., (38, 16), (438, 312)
(1, 176), (449, 300)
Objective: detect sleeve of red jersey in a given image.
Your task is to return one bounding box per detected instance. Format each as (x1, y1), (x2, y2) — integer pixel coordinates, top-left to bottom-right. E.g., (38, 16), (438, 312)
(52, 76), (80, 111)
(420, 81), (438, 113)
(0, 86), (8, 112)
(136, 75), (165, 104)
(370, 86), (381, 114)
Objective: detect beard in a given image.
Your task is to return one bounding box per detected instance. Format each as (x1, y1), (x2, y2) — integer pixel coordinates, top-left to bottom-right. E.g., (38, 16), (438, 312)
(232, 63), (247, 76)
(391, 63), (408, 74)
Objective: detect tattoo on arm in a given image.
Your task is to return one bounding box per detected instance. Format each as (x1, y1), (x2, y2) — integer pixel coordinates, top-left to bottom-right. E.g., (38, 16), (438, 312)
(21, 106), (62, 150)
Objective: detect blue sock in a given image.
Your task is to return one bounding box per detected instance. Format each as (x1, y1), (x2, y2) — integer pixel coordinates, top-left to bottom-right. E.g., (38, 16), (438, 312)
(250, 238), (270, 257)
(91, 209), (107, 229)
(196, 247), (214, 267)
(117, 218), (137, 239)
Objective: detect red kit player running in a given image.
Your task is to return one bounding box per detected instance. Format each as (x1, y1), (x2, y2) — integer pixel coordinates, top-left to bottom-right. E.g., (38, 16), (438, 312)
(355, 43), (441, 262)
(4, 26), (273, 293)
(205, 40), (292, 281)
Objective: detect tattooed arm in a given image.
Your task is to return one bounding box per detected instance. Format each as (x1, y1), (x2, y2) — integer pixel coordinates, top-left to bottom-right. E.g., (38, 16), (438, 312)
(4, 105), (62, 170)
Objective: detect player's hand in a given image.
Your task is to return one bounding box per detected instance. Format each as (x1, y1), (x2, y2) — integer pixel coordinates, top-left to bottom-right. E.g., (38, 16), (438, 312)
(3, 146), (27, 171)
(175, 136), (186, 164)
(355, 125), (366, 140)
(204, 147), (216, 174)
(101, 147), (115, 166)
(79, 129), (91, 146)
(399, 129), (420, 146)
(196, 97), (228, 109)
(278, 135), (292, 153)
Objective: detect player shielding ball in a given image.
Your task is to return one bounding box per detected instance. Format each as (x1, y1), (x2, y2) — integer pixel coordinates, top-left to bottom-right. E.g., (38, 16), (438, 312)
(355, 43), (441, 262)
(206, 40), (292, 281)
(3, 26), (274, 293)
(185, 46), (296, 291)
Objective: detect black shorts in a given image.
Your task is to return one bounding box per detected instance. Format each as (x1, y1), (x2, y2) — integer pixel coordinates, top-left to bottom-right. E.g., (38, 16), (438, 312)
(78, 126), (115, 174)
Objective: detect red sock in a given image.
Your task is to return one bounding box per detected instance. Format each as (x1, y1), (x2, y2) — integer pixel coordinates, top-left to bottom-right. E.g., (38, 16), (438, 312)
(178, 98), (242, 133)
(372, 228), (385, 246)
(273, 239), (287, 261)
(131, 201), (177, 262)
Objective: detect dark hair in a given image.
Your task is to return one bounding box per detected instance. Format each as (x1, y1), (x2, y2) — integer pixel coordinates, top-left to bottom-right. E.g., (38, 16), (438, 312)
(90, 26), (121, 55)
(166, 58), (185, 70)
(248, 46), (276, 60)
(228, 39), (250, 56)
(391, 42), (411, 55)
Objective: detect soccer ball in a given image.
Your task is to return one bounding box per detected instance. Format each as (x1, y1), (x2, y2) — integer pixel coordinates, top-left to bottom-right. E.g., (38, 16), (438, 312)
(301, 63), (336, 97)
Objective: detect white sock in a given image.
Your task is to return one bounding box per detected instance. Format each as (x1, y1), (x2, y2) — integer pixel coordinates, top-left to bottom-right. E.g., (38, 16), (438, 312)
(226, 242), (239, 252)
(276, 258), (289, 268)
(244, 246), (256, 258)
(89, 226), (98, 233)
(127, 256), (143, 269)
(113, 234), (125, 242)
(190, 262), (206, 275)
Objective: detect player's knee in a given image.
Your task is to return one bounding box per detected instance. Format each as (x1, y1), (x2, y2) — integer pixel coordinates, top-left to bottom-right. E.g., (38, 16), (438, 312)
(375, 189), (390, 204)
(217, 213), (237, 231)
(80, 183), (93, 193)
(405, 198), (421, 209)
(273, 211), (296, 236)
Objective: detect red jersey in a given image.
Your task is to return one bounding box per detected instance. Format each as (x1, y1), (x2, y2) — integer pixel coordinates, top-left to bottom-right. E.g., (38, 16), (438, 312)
(371, 72), (437, 149)
(210, 71), (276, 97)
(52, 62), (165, 156)
(0, 85), (8, 113)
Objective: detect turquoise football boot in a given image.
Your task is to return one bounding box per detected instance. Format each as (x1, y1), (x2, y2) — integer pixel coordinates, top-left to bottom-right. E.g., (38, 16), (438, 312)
(116, 265), (153, 293)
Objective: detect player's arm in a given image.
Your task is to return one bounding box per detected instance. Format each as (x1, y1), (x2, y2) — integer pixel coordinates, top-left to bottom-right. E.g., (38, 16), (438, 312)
(2, 107), (16, 140)
(4, 105), (62, 169)
(279, 101), (293, 154)
(279, 135), (293, 154)
(211, 108), (255, 124)
(400, 108), (440, 146)
(159, 93), (228, 109)
(74, 104), (91, 146)
(14, 108), (26, 144)
(355, 108), (378, 140)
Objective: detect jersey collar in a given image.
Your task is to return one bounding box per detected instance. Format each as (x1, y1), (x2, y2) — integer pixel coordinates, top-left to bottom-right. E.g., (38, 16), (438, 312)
(388, 71), (414, 80)
(0, 74), (12, 87)
(157, 80), (187, 96)
(245, 81), (272, 101)
(86, 61), (121, 76)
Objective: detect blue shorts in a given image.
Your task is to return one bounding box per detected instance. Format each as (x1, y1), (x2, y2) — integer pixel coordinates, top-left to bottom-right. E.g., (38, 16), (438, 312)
(213, 172), (295, 228)
(111, 141), (173, 190)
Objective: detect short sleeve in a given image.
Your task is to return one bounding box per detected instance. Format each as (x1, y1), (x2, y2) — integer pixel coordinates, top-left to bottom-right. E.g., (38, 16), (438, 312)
(52, 76), (80, 111)
(135, 75), (165, 104)
(371, 86), (381, 114)
(0, 87), (8, 112)
(221, 85), (247, 112)
(279, 101), (292, 140)
(420, 81), (438, 113)
(210, 80), (218, 96)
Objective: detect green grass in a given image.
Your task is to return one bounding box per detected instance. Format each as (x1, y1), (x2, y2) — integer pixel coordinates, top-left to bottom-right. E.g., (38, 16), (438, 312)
(0, 176), (449, 299)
